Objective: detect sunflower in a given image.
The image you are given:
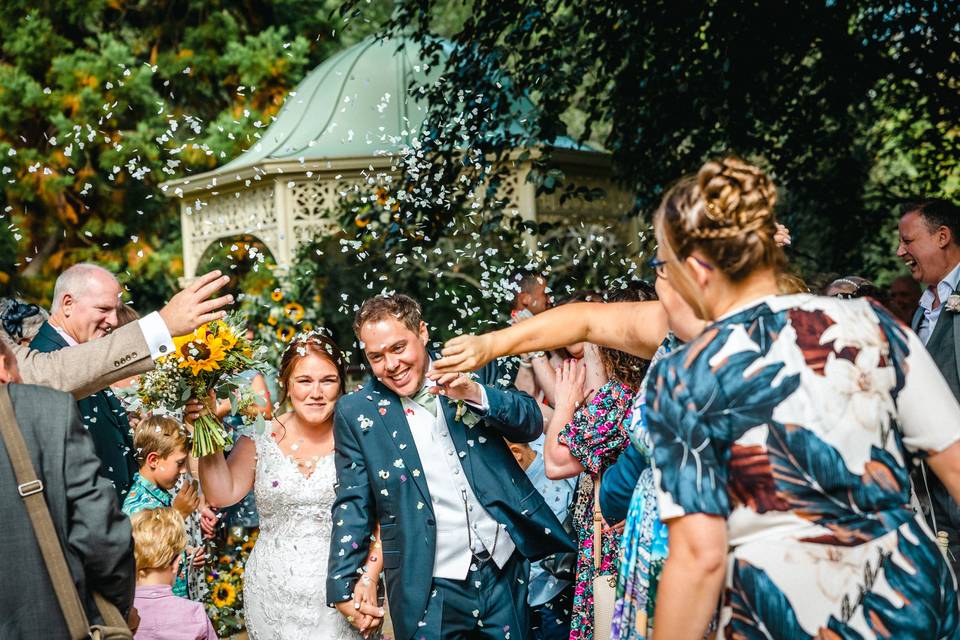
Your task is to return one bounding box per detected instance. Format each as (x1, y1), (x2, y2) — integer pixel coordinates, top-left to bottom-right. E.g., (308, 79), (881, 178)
(276, 326), (296, 342)
(211, 581), (237, 608)
(217, 326), (239, 350)
(271, 289), (283, 302)
(284, 302), (305, 322)
(267, 315), (278, 326)
(176, 334), (226, 376)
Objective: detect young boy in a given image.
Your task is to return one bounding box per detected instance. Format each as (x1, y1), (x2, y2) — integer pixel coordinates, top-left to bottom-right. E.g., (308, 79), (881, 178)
(123, 415), (199, 597)
(130, 508), (217, 640)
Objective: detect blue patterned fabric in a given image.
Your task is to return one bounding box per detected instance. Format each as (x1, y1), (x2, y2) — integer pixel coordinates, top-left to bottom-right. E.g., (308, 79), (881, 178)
(609, 337), (675, 640)
(647, 294), (960, 639)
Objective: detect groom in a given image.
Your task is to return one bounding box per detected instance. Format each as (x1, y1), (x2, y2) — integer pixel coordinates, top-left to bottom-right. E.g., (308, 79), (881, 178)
(328, 294), (575, 640)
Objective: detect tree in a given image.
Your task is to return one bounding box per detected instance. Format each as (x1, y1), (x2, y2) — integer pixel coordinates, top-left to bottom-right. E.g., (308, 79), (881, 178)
(348, 0), (959, 280)
(0, 0), (388, 308)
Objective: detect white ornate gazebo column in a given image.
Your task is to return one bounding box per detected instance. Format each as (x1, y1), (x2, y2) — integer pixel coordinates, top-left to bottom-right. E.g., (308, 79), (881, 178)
(176, 183), (281, 284)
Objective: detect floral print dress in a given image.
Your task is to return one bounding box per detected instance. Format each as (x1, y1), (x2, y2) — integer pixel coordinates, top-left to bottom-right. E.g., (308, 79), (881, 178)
(647, 294), (960, 639)
(559, 380), (635, 640)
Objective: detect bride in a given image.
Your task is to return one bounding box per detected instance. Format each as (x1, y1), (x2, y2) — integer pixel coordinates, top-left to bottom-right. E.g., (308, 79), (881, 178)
(196, 333), (382, 640)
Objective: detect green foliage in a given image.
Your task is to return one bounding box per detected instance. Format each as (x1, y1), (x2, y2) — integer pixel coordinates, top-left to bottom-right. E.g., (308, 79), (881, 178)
(234, 182), (644, 372)
(0, 1), (386, 309)
(345, 0), (959, 282)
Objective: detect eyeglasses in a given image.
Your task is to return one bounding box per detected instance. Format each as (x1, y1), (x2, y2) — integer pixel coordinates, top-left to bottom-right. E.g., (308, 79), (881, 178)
(647, 256), (714, 279)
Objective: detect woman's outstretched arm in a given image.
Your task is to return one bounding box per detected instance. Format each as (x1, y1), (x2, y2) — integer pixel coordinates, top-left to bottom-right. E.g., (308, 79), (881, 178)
(434, 301), (667, 374)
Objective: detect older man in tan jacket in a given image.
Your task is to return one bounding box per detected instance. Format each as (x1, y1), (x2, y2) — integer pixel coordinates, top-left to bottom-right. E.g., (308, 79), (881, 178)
(1, 270), (232, 399)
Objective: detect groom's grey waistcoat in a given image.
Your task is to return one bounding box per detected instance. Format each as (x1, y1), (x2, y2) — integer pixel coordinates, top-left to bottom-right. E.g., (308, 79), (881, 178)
(326, 359), (576, 640)
(912, 303), (960, 572)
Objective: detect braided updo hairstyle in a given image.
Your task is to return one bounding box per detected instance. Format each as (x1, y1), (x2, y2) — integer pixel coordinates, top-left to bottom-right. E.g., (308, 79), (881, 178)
(655, 157), (786, 285)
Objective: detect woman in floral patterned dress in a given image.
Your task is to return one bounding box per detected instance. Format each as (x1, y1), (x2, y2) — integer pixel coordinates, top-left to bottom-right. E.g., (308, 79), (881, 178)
(641, 156), (960, 639)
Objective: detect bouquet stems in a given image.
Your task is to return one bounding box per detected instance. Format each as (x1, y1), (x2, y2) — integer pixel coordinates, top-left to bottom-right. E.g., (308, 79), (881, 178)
(192, 396), (229, 457)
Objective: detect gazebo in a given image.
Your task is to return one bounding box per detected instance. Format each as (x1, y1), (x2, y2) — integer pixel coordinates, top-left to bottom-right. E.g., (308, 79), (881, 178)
(161, 37), (634, 280)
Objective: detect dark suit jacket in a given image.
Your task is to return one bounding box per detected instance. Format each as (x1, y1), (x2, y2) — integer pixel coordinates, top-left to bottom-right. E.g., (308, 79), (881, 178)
(0, 383), (135, 638)
(326, 360), (576, 640)
(31, 322), (137, 499)
(912, 304), (960, 571)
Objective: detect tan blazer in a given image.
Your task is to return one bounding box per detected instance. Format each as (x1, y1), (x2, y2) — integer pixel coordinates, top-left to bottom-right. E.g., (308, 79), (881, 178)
(2, 323), (153, 399)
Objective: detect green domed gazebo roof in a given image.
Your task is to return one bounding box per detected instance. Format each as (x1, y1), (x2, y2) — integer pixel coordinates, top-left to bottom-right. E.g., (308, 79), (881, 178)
(222, 37), (438, 169)
(219, 36), (583, 172)
(165, 36), (628, 282)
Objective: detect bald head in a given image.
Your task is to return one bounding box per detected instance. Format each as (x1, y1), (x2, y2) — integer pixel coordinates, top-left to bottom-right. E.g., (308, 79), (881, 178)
(49, 263), (122, 344)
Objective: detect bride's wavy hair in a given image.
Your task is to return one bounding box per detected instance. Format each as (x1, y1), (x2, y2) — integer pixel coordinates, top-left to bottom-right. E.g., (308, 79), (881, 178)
(276, 331), (347, 405)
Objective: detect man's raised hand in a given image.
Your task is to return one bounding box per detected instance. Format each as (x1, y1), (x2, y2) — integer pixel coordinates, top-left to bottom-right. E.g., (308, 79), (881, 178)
(159, 270), (233, 337)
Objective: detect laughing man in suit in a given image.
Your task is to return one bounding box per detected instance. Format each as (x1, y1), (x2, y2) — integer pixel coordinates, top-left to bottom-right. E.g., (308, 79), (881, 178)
(31, 264), (140, 499)
(327, 294), (575, 640)
(898, 198), (960, 574)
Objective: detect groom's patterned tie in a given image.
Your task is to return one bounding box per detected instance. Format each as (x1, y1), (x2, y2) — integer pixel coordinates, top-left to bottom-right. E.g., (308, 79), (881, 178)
(410, 384), (438, 418)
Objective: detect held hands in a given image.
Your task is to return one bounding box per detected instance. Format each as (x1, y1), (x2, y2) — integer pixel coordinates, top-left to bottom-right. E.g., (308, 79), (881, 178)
(433, 333), (495, 375)
(334, 586), (384, 639)
(158, 270), (233, 337)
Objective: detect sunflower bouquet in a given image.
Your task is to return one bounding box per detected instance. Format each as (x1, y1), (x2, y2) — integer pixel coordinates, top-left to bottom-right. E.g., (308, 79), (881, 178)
(138, 312), (266, 457)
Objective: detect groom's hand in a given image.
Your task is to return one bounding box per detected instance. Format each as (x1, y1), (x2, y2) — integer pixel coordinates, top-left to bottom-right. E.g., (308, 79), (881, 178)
(426, 371), (483, 405)
(335, 599), (383, 636)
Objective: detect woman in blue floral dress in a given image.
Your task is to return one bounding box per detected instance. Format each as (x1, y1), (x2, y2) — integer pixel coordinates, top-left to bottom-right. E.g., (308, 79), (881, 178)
(642, 157), (960, 639)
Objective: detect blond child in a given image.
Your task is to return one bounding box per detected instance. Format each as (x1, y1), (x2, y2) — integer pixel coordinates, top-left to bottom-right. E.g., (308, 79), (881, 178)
(123, 415), (204, 597)
(130, 508), (216, 640)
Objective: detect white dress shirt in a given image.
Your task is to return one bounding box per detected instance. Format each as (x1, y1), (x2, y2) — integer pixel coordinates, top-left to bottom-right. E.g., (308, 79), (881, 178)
(918, 262), (960, 345)
(401, 377), (516, 580)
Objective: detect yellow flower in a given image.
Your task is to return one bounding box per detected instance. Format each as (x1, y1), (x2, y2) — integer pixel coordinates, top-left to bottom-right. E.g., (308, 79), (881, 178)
(284, 302), (305, 322)
(176, 335), (226, 376)
(355, 215), (370, 228)
(276, 326), (296, 342)
(267, 316), (278, 326)
(211, 581), (237, 608)
(302, 323), (314, 333)
(217, 326), (238, 350)
(271, 289), (283, 302)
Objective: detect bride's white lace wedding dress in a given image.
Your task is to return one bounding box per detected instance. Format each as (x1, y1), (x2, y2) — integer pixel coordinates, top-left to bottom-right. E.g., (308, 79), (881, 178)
(243, 431), (361, 640)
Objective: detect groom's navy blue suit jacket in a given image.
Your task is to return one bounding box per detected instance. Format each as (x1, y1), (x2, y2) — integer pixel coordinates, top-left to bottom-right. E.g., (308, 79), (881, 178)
(327, 359), (576, 640)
